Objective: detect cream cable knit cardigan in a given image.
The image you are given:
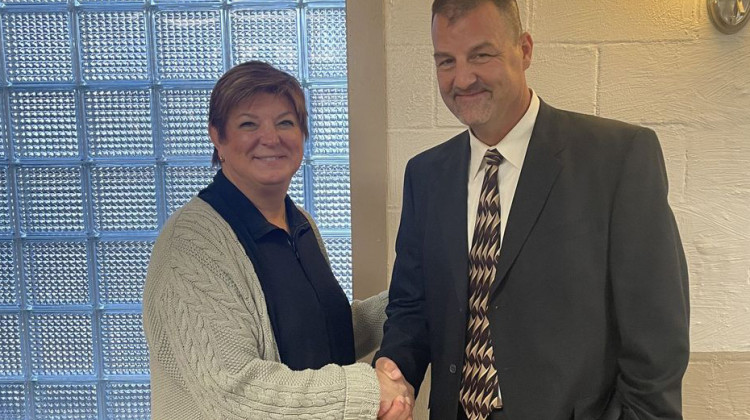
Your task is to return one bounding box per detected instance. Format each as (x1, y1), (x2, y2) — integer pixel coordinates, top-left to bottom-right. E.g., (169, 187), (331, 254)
(144, 197), (388, 420)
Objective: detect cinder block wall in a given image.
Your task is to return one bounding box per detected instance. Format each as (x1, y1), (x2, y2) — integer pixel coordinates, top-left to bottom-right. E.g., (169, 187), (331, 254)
(381, 1), (750, 418)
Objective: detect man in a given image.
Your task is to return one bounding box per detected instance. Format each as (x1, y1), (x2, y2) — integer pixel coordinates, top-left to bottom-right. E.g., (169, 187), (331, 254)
(374, 1), (690, 419)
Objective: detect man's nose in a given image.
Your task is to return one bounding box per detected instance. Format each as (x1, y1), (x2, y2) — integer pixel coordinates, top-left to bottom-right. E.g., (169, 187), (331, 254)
(453, 61), (478, 90)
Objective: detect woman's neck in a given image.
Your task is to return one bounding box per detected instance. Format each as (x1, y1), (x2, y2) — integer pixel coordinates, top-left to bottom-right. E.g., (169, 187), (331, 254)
(251, 194), (288, 232)
(223, 171), (290, 232)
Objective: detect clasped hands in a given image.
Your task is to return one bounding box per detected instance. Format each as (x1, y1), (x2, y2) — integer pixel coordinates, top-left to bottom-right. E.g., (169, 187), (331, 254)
(375, 357), (415, 420)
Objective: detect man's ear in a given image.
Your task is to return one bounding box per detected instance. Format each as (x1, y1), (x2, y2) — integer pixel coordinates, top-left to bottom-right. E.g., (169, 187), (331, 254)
(520, 32), (533, 70)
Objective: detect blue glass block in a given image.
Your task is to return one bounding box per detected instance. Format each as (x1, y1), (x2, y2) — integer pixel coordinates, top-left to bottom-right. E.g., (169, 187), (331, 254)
(0, 314), (22, 377)
(33, 383), (97, 420)
(101, 312), (149, 375)
(29, 312), (94, 376)
(153, 0), (220, 2)
(105, 382), (150, 420)
(84, 90), (153, 157)
(4, 0), (66, 3)
(312, 163), (350, 230)
(230, 8), (298, 75)
(2, 12), (73, 82)
(155, 10), (223, 81)
(79, 0), (142, 3)
(23, 241), (89, 306)
(16, 166), (85, 234)
(9, 90), (79, 159)
(97, 240), (153, 305)
(306, 8), (347, 79)
(288, 166), (305, 208)
(79, 11), (149, 82)
(165, 165), (215, 216)
(0, 168), (11, 233)
(0, 107), (7, 160)
(91, 166), (158, 232)
(160, 89), (212, 157)
(0, 383), (25, 419)
(310, 88), (349, 156)
(322, 236), (352, 301)
(0, 242), (19, 305)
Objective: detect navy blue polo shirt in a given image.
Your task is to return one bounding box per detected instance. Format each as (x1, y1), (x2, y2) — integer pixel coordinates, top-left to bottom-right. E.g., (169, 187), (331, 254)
(198, 170), (355, 370)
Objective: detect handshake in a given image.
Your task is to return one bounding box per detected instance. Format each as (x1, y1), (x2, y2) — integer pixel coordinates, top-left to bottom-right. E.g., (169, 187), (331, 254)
(375, 357), (415, 420)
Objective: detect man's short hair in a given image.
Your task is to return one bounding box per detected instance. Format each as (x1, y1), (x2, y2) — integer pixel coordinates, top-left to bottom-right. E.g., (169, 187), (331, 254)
(432, 0), (522, 40)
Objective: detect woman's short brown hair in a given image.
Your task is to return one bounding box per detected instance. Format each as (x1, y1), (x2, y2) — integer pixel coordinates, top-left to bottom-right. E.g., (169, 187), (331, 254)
(208, 61), (308, 166)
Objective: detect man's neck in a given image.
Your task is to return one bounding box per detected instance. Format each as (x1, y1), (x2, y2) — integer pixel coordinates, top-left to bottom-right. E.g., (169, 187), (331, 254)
(472, 88), (532, 146)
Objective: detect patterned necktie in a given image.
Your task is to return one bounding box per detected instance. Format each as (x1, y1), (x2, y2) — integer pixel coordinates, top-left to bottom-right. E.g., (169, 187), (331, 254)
(460, 148), (504, 420)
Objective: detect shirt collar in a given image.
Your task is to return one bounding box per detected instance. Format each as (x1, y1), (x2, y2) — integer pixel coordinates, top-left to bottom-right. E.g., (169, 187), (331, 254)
(209, 170), (307, 240)
(469, 89), (540, 180)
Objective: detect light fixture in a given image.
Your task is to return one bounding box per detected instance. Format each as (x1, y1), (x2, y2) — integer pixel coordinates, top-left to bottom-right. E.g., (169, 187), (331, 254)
(708, 0), (749, 34)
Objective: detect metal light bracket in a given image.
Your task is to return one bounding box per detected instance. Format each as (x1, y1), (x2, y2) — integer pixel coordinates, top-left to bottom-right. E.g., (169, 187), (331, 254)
(708, 0), (750, 34)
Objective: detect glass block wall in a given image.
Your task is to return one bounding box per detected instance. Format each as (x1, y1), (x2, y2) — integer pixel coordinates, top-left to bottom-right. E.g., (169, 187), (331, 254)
(0, 0), (352, 418)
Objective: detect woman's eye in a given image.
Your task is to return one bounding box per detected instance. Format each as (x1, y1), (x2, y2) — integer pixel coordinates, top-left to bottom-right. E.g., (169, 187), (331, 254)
(240, 121), (256, 128)
(278, 120), (295, 127)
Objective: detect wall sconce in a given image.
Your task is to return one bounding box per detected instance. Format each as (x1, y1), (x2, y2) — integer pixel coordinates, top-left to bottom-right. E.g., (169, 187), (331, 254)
(708, 0), (749, 34)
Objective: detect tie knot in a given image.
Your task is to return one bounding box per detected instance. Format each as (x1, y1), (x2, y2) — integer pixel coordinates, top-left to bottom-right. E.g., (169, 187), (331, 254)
(483, 149), (503, 167)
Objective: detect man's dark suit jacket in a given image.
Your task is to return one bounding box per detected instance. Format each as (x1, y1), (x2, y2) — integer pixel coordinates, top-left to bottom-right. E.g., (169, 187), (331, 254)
(375, 100), (690, 420)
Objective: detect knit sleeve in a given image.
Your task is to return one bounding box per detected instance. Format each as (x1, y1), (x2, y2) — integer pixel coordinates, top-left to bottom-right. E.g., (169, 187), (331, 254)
(297, 205), (388, 361)
(351, 291), (388, 359)
(144, 205), (380, 420)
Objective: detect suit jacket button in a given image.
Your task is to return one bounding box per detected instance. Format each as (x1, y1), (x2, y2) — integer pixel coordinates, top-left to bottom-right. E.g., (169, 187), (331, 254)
(449, 364), (457, 374)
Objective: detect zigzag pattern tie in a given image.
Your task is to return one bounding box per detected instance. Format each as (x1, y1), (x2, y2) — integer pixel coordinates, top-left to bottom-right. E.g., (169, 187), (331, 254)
(460, 148), (504, 420)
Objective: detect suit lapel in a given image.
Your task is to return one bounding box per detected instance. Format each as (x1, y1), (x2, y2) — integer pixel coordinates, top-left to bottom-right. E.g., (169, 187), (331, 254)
(490, 101), (565, 296)
(432, 133), (471, 310)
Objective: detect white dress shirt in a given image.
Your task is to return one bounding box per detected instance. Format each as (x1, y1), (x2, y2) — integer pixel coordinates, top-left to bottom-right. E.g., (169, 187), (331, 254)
(466, 90), (540, 404)
(467, 91), (540, 248)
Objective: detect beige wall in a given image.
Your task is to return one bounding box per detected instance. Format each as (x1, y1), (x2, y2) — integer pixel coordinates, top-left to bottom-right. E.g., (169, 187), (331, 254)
(350, 0), (750, 418)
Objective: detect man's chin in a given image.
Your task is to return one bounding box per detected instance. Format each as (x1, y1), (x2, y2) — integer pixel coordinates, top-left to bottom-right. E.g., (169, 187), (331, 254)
(451, 105), (491, 125)
(456, 113), (489, 128)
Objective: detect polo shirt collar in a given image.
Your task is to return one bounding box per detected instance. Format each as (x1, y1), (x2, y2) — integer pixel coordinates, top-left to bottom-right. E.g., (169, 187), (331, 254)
(210, 170), (308, 240)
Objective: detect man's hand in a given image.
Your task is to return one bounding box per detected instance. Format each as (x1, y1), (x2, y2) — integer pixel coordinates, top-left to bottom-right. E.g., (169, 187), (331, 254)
(375, 357), (415, 420)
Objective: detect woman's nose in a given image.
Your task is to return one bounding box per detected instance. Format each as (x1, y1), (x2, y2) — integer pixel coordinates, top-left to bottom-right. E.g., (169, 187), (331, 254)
(258, 124), (281, 145)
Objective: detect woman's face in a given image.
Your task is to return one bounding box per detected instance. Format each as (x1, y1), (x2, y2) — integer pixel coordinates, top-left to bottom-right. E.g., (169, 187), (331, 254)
(210, 92), (304, 198)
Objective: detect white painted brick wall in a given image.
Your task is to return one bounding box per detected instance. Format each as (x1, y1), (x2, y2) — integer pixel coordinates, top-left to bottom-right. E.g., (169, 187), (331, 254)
(530, 0), (697, 42)
(383, 0), (750, 357)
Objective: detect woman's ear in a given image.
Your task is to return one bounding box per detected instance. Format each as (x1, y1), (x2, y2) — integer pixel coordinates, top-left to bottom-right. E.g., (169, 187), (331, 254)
(209, 125), (222, 150)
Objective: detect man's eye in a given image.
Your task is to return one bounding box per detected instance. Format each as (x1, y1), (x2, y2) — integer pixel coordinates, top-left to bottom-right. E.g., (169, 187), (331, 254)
(437, 59), (454, 68)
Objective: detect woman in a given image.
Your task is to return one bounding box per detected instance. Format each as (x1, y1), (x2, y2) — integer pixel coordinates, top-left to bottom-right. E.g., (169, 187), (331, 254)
(143, 61), (410, 419)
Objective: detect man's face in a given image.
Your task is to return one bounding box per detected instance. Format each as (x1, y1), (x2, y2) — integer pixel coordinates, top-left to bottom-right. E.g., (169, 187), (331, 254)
(432, 2), (533, 143)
